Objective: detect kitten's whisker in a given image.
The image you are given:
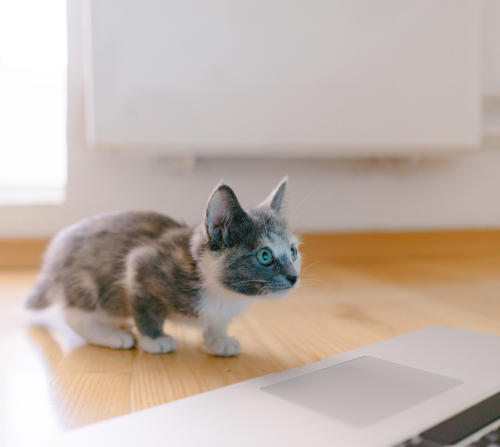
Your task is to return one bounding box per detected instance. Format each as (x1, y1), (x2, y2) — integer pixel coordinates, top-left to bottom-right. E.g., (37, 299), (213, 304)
(257, 285), (271, 296)
(228, 279), (273, 288)
(300, 272), (329, 280)
(300, 278), (331, 286)
(288, 190), (313, 221)
(300, 261), (322, 273)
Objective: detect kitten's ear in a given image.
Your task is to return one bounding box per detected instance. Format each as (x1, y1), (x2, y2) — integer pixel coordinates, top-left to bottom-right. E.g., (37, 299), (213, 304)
(259, 176), (288, 214)
(205, 183), (248, 246)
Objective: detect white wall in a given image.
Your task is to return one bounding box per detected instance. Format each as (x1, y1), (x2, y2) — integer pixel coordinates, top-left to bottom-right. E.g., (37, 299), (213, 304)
(1, 0), (500, 238)
(483, 0), (500, 97)
(87, 0), (481, 153)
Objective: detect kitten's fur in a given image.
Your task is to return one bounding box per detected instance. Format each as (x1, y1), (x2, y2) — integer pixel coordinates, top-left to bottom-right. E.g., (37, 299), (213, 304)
(27, 178), (301, 356)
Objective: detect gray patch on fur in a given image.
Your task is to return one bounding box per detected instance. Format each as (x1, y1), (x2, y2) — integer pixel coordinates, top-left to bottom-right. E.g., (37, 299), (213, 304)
(218, 208), (299, 295)
(196, 185), (300, 296)
(28, 212), (200, 337)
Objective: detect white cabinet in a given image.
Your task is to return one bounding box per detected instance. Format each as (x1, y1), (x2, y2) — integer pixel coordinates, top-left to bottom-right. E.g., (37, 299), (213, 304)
(85, 0), (481, 156)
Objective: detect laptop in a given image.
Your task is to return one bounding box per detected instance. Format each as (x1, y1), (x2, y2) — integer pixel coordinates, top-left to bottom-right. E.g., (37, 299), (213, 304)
(50, 326), (500, 447)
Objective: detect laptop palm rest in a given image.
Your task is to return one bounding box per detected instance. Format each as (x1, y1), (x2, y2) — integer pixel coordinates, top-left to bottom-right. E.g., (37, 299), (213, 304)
(261, 356), (462, 427)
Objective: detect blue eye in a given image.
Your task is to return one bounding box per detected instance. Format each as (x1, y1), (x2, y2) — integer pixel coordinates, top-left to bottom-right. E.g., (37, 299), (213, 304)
(256, 247), (274, 266)
(290, 244), (298, 260)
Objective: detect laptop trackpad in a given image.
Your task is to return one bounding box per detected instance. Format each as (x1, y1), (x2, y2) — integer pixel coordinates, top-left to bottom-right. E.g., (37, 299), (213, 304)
(261, 356), (462, 427)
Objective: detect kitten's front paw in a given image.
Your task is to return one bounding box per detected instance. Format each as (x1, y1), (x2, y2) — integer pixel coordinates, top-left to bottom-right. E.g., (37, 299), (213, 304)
(104, 330), (135, 350)
(139, 334), (177, 354)
(205, 336), (241, 357)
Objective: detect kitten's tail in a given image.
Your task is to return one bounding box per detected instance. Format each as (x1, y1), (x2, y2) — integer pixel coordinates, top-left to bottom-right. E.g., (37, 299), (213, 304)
(26, 278), (55, 309)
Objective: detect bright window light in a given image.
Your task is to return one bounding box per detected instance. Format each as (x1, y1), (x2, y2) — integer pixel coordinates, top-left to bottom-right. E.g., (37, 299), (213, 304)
(0, 0), (67, 204)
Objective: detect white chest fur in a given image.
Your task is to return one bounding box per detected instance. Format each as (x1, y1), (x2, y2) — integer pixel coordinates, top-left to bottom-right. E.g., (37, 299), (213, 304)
(196, 251), (251, 327)
(197, 273), (250, 326)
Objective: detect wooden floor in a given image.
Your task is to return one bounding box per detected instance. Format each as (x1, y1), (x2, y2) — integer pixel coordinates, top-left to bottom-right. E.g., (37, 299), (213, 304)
(1, 232), (499, 446)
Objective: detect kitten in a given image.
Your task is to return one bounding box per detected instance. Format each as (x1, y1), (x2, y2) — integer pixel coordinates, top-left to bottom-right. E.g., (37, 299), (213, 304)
(26, 177), (301, 356)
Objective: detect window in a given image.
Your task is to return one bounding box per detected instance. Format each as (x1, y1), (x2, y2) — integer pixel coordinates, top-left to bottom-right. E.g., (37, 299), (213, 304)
(0, 0), (67, 204)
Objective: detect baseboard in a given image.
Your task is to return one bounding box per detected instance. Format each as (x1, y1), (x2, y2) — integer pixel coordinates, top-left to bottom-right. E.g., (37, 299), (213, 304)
(0, 239), (48, 269)
(300, 230), (500, 262)
(1, 230), (500, 269)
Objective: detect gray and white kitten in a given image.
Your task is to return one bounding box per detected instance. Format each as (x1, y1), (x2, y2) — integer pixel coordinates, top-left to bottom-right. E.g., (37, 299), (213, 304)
(27, 178), (301, 356)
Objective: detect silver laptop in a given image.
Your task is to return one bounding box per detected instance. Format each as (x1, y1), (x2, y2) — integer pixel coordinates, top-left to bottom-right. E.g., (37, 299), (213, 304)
(50, 326), (500, 447)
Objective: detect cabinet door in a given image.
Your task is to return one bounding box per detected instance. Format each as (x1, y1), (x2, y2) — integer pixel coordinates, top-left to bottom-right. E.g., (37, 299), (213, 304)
(86, 0), (481, 156)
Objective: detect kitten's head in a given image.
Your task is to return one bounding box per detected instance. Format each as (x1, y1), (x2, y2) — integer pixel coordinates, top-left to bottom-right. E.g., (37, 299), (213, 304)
(197, 177), (301, 298)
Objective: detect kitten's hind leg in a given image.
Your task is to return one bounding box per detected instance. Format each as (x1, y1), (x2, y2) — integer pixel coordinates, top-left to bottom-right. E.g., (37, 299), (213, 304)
(65, 307), (135, 349)
(132, 292), (176, 354)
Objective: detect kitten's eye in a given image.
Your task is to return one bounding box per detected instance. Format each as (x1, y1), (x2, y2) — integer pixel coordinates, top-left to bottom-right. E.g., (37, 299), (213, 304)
(256, 247), (274, 266)
(290, 244), (298, 261)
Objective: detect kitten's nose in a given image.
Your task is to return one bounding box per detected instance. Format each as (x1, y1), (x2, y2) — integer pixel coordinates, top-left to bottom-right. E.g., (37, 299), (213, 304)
(286, 275), (298, 286)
